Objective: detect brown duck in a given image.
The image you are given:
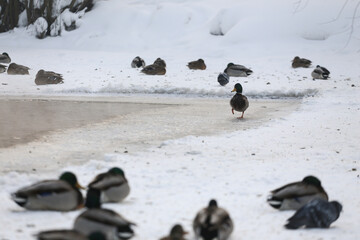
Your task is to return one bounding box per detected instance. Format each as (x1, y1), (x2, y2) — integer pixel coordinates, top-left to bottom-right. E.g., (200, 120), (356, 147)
(187, 59), (206, 70)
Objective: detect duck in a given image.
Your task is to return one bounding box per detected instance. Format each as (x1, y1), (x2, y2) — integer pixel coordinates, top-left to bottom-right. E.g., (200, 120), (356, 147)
(187, 59), (206, 70)
(230, 83), (249, 119)
(285, 199), (342, 229)
(154, 57), (166, 68)
(193, 199), (234, 240)
(311, 65), (330, 80)
(88, 167), (130, 203)
(267, 175), (328, 211)
(0, 64), (6, 73)
(131, 56), (145, 68)
(0, 52), (11, 63)
(141, 64), (166, 75)
(292, 56), (312, 68)
(7, 63), (30, 75)
(11, 172), (84, 211)
(37, 230), (106, 240)
(35, 69), (64, 85)
(74, 188), (135, 240)
(224, 63), (252, 77)
(160, 224), (188, 240)
(217, 73), (229, 86)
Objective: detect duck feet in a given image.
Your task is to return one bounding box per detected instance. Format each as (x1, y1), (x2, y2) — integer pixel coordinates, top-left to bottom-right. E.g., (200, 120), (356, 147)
(231, 108), (234, 114)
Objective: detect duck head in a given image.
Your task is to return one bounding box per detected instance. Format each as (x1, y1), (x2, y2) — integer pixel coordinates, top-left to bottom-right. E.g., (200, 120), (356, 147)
(302, 175), (321, 187)
(60, 172), (85, 189)
(2, 52), (9, 57)
(108, 167), (125, 177)
(85, 188), (102, 209)
(231, 83), (243, 94)
(169, 224), (188, 238)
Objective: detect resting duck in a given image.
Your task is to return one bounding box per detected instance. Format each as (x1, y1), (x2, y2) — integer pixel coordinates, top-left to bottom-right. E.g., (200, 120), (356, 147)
(230, 83), (249, 119)
(154, 58), (166, 68)
(267, 175), (328, 211)
(7, 63), (30, 75)
(0, 52), (11, 64)
(224, 63), (252, 77)
(187, 59), (206, 70)
(131, 56), (145, 68)
(0, 64), (6, 73)
(217, 73), (229, 86)
(35, 69), (64, 85)
(88, 167), (130, 203)
(160, 224), (188, 240)
(141, 63), (166, 75)
(74, 188), (135, 240)
(292, 56), (312, 68)
(311, 65), (330, 80)
(11, 172), (84, 211)
(37, 230), (106, 240)
(193, 199), (233, 240)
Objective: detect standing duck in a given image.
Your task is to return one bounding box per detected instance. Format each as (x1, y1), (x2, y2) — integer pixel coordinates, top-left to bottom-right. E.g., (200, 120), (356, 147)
(285, 199), (342, 229)
(11, 172), (84, 211)
(131, 56), (145, 68)
(0, 52), (11, 63)
(230, 83), (249, 119)
(88, 167), (130, 203)
(187, 59), (206, 70)
(267, 175), (328, 211)
(292, 56), (312, 68)
(141, 58), (166, 75)
(311, 65), (330, 80)
(0, 64), (6, 73)
(7, 63), (30, 75)
(160, 224), (188, 240)
(224, 63), (252, 77)
(193, 199), (234, 240)
(37, 230), (106, 240)
(35, 69), (64, 85)
(74, 188), (135, 240)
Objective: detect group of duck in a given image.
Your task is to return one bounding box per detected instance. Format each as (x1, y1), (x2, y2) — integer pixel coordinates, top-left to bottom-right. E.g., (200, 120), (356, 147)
(0, 52), (64, 85)
(10, 169), (342, 240)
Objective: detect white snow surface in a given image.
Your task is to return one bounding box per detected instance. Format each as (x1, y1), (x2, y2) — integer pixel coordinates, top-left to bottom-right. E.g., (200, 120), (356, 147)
(0, 0), (360, 239)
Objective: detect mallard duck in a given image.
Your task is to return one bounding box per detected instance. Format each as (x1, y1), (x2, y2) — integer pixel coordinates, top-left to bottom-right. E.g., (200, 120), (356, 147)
(88, 167), (130, 203)
(285, 199), (342, 229)
(160, 224), (188, 240)
(35, 69), (64, 85)
(292, 56), (312, 68)
(74, 188), (135, 240)
(37, 230), (106, 240)
(311, 65), (330, 80)
(11, 172), (84, 211)
(131, 56), (145, 68)
(0, 52), (11, 63)
(217, 73), (229, 86)
(141, 64), (166, 75)
(154, 58), (166, 68)
(267, 175), (328, 211)
(193, 199), (233, 240)
(224, 63), (252, 77)
(230, 83), (249, 119)
(7, 63), (30, 75)
(0, 64), (6, 73)
(187, 59), (206, 70)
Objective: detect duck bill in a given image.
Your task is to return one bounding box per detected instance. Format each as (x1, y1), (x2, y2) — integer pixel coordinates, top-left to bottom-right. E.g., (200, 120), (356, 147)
(231, 88), (236, 92)
(76, 182), (86, 190)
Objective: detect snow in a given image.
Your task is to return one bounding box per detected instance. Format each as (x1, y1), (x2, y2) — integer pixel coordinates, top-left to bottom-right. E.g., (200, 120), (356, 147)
(0, 0), (359, 239)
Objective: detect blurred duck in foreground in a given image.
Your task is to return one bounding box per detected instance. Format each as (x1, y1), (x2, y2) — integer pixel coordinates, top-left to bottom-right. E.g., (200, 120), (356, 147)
(131, 56), (145, 68)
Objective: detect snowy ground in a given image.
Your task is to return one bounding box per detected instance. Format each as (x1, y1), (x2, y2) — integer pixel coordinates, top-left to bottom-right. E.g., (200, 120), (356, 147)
(0, 0), (359, 239)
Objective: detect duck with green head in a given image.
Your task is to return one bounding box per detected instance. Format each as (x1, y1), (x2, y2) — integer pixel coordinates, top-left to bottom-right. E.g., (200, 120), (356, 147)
(88, 167), (130, 203)
(37, 230), (106, 240)
(74, 188), (135, 240)
(267, 175), (328, 211)
(193, 199), (234, 240)
(230, 83), (249, 119)
(11, 172), (84, 211)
